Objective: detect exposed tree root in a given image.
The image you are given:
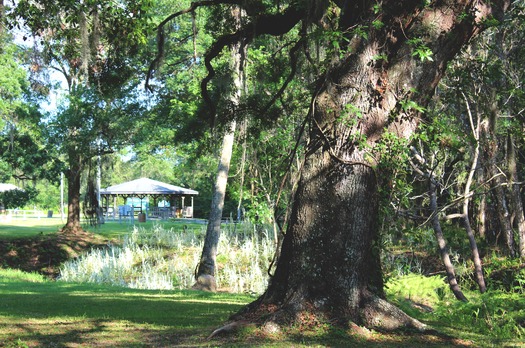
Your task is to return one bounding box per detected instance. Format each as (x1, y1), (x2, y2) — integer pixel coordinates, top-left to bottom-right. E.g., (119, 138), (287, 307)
(207, 320), (253, 339)
(59, 224), (87, 237)
(359, 296), (427, 332)
(217, 295), (430, 340)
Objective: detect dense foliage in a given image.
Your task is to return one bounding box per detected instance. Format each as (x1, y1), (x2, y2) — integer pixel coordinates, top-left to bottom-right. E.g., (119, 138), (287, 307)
(0, 187), (37, 209)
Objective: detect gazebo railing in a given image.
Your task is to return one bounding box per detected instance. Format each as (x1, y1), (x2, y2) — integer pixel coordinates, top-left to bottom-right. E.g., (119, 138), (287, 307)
(148, 207), (173, 219)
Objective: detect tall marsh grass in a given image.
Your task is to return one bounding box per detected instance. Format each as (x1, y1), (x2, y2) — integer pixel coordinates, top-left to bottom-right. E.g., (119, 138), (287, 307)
(59, 222), (276, 293)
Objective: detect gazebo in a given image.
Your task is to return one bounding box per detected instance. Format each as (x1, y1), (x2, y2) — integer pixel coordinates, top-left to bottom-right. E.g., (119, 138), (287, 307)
(100, 177), (198, 220)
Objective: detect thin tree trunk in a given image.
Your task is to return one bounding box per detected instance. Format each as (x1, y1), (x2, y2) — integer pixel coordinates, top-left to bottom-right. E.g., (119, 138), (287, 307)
(236, 121), (247, 222)
(410, 148), (468, 301)
(461, 92), (486, 293)
(486, 91), (517, 257)
(507, 133), (525, 258)
(0, 0), (4, 39)
(193, 120), (236, 291)
(493, 171), (516, 257)
(429, 181), (468, 301)
(193, 6), (243, 291)
(478, 192), (487, 239)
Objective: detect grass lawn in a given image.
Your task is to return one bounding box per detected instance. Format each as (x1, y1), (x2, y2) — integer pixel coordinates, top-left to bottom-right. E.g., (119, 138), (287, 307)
(0, 217), (206, 240)
(0, 269), (256, 347)
(0, 218), (65, 239)
(1, 220), (525, 347)
(0, 269), (490, 348)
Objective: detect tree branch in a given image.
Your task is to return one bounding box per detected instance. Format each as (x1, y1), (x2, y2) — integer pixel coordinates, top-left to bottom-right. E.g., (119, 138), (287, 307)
(147, 1), (304, 126)
(201, 5), (304, 126)
(146, 0), (270, 91)
(146, 1), (230, 91)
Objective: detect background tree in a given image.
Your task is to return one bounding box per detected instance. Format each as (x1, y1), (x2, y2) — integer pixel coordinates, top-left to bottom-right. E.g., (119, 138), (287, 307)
(0, 187), (37, 210)
(0, 32), (60, 190)
(376, 1), (525, 300)
(429, 3), (525, 260)
(6, 0), (152, 233)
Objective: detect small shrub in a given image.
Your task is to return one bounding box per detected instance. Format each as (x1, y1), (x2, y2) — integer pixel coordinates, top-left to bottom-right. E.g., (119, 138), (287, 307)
(484, 254), (525, 293)
(433, 291), (525, 341)
(386, 274), (450, 308)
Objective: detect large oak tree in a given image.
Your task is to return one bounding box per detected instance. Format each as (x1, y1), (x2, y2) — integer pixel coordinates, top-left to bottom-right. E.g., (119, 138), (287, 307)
(160, 0), (512, 331)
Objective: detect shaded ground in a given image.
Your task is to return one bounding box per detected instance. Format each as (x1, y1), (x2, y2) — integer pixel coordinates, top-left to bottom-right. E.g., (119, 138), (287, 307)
(0, 230), (108, 278)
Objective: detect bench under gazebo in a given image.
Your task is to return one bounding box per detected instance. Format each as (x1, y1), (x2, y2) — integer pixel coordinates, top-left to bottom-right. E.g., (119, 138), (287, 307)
(100, 177), (198, 220)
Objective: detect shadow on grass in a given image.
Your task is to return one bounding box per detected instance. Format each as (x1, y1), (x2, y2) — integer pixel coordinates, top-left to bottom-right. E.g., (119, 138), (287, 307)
(0, 279), (252, 347)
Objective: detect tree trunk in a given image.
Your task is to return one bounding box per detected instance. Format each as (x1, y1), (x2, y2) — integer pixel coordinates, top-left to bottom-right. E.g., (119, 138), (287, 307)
(484, 91), (517, 257)
(410, 147), (468, 301)
(460, 92), (486, 293)
(492, 171), (516, 257)
(193, 120), (236, 291)
(429, 181), (468, 302)
(62, 151), (83, 234)
(238, 131), (426, 330)
(193, 6), (243, 292)
(477, 190), (487, 239)
(0, 0), (4, 39)
(507, 133), (525, 258)
(461, 213), (486, 292)
(230, 0), (510, 331)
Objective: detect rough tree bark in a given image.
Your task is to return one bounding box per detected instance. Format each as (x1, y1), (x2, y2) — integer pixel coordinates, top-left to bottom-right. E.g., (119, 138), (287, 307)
(230, 0), (511, 331)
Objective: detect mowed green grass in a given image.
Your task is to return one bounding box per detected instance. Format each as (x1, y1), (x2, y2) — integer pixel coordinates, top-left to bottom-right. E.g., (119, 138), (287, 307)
(0, 269), (485, 348)
(0, 217), (64, 239)
(0, 217), (206, 240)
(0, 269), (255, 347)
(2, 220), (525, 347)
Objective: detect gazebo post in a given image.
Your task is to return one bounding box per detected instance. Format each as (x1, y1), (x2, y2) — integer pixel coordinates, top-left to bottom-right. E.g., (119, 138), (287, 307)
(113, 195), (117, 220)
(191, 196), (194, 218)
(170, 195), (176, 218)
(182, 196), (185, 217)
(104, 196), (109, 221)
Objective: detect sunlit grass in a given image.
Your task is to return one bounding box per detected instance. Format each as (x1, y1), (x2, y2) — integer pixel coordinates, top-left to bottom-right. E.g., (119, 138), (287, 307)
(2, 222), (525, 346)
(2, 268), (494, 347)
(0, 268), (255, 347)
(0, 217), (205, 240)
(386, 274), (525, 347)
(0, 217), (64, 239)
